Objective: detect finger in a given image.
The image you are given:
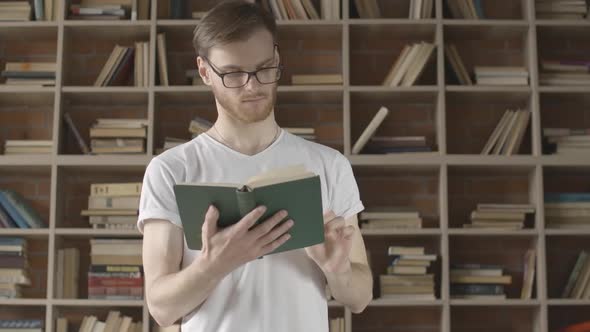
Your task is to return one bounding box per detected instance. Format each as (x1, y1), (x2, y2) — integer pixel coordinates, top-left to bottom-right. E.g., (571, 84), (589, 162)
(249, 209), (289, 239)
(342, 225), (355, 239)
(323, 210), (337, 223)
(232, 205), (267, 235)
(324, 217), (345, 233)
(259, 232), (291, 256)
(258, 218), (294, 247)
(202, 205), (219, 239)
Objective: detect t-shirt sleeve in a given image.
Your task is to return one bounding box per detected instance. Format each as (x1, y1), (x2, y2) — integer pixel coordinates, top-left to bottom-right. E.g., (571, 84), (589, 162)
(328, 153), (365, 220)
(137, 157), (183, 234)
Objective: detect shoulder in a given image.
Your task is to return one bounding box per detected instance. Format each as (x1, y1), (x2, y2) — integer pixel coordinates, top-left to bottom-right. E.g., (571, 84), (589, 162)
(282, 130), (344, 165)
(146, 136), (206, 178)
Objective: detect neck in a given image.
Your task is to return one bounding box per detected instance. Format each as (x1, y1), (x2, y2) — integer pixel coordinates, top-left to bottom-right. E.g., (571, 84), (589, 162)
(208, 113), (280, 156)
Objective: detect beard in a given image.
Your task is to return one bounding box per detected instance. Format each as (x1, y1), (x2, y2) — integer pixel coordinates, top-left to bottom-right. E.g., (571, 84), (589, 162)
(212, 84), (277, 124)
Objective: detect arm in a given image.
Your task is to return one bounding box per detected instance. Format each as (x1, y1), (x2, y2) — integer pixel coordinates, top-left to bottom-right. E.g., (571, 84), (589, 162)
(142, 219), (224, 326)
(143, 206), (293, 326)
(323, 214), (373, 313)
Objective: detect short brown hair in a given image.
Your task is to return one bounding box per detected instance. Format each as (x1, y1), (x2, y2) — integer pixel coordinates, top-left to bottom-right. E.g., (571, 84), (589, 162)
(192, 0), (277, 58)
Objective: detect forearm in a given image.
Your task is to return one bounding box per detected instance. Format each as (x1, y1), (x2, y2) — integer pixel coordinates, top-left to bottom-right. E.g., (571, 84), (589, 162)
(324, 262), (373, 313)
(147, 254), (225, 326)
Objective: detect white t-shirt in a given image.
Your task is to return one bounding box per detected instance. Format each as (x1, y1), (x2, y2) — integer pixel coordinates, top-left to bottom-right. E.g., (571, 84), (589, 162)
(138, 128), (364, 332)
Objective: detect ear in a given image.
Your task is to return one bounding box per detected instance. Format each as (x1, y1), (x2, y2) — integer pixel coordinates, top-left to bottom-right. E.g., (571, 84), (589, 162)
(196, 56), (213, 86)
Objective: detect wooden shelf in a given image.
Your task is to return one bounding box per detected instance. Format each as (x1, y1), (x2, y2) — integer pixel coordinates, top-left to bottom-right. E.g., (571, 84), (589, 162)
(1, 0), (589, 331)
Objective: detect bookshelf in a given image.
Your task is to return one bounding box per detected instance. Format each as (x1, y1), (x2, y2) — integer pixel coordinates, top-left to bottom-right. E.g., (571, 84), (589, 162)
(1, 0), (590, 331)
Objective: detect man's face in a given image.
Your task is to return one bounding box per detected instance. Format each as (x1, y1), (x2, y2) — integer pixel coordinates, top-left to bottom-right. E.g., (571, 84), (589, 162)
(201, 29), (279, 124)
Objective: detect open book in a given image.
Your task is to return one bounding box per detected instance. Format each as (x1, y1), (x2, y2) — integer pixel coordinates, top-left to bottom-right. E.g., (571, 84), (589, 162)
(173, 165), (324, 255)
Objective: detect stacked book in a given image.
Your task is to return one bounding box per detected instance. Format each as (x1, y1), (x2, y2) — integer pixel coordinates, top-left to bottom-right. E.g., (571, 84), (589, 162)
(94, 44), (133, 86)
(359, 208), (422, 230)
(450, 263), (512, 299)
(364, 136), (432, 154)
(0, 189), (46, 229)
(562, 251), (590, 299)
(89, 118), (147, 154)
(540, 59), (590, 86)
(409, 0), (434, 19)
(1, 62), (56, 86)
(481, 109), (531, 156)
(69, 4), (126, 20)
(0, 1), (32, 21)
(535, 0), (589, 19)
(557, 321), (590, 332)
(380, 246), (436, 300)
(463, 203), (535, 230)
(474, 66), (529, 86)
(445, 44), (473, 85)
(0, 320), (43, 332)
(2, 140), (52, 155)
(186, 69), (203, 86)
(545, 193), (590, 230)
(382, 42), (436, 87)
(55, 248), (79, 299)
(329, 317), (344, 332)
(543, 127), (590, 155)
(153, 325), (180, 332)
(73, 311), (142, 332)
(284, 127), (315, 142)
(189, 116), (213, 138)
(81, 182), (141, 230)
(87, 256), (143, 300)
(446, 0), (485, 18)
(0, 237), (31, 299)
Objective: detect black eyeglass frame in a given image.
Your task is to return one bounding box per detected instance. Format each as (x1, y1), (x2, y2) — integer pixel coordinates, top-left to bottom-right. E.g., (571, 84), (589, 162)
(202, 44), (283, 88)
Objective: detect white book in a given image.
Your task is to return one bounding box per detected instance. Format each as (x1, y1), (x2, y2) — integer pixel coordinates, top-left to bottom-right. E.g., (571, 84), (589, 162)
(352, 106), (389, 154)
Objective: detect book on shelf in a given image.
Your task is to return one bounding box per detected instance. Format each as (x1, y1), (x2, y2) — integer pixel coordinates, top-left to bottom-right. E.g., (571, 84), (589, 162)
(0, 190), (46, 229)
(284, 127), (316, 141)
(445, 0), (485, 19)
(557, 320), (590, 332)
(474, 66), (529, 86)
(94, 45), (135, 87)
(382, 42), (435, 87)
(82, 182), (141, 230)
(545, 193), (590, 230)
(354, 0), (381, 18)
(0, 237), (31, 299)
(359, 208), (423, 230)
(363, 136), (433, 154)
(173, 164), (324, 255)
(561, 250), (590, 299)
(520, 249), (536, 299)
(329, 317), (345, 332)
(409, 0), (434, 19)
(444, 44), (473, 85)
(463, 203), (535, 230)
(189, 116), (213, 138)
(291, 74), (343, 85)
(380, 246), (436, 299)
(351, 106), (389, 155)
(540, 59), (590, 85)
(88, 239), (143, 299)
(543, 128), (590, 155)
(55, 248), (80, 299)
(1, 62), (56, 86)
(63, 112), (90, 155)
(2, 140), (53, 155)
(450, 263), (512, 299)
(157, 32), (170, 86)
(480, 109), (530, 156)
(89, 118), (147, 154)
(0, 1), (32, 21)
(74, 311), (142, 332)
(535, 0), (589, 20)
(0, 319), (43, 331)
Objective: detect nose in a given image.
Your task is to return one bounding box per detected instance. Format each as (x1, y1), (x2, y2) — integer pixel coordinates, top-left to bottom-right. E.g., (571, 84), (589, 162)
(243, 73), (262, 92)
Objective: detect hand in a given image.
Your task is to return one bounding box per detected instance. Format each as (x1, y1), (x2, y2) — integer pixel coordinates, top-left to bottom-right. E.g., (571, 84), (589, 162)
(200, 205), (294, 276)
(305, 211), (354, 274)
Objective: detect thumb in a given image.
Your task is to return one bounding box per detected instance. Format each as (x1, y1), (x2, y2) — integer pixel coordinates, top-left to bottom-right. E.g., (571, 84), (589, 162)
(323, 210), (337, 222)
(202, 205), (219, 239)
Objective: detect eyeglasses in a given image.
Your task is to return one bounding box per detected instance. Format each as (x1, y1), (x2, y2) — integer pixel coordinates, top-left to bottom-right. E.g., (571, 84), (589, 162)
(203, 45), (283, 88)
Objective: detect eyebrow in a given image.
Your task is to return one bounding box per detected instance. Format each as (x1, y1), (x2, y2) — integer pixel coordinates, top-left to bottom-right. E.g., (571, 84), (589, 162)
(218, 56), (276, 71)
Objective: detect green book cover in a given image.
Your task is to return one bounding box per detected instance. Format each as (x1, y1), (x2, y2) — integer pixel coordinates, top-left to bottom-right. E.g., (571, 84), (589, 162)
(173, 165), (325, 255)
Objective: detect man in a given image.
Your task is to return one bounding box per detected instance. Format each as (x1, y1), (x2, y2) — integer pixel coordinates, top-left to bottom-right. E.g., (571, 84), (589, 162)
(138, 1), (373, 330)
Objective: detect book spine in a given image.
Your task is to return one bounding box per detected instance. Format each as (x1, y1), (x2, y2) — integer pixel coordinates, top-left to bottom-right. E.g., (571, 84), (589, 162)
(236, 186), (257, 219)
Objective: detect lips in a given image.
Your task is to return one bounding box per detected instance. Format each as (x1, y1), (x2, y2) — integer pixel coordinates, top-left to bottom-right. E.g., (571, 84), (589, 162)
(243, 96), (266, 102)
